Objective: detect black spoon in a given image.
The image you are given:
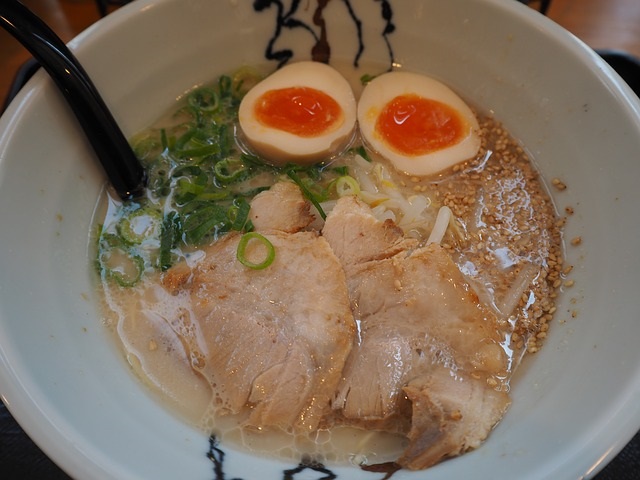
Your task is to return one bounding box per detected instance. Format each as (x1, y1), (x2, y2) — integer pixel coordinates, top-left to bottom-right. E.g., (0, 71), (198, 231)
(0, 0), (146, 200)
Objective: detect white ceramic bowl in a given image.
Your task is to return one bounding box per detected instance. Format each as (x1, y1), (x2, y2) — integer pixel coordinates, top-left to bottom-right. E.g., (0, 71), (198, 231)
(1, 0), (640, 478)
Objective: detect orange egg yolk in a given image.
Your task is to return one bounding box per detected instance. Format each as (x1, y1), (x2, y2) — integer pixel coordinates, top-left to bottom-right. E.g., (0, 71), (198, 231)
(375, 94), (468, 156)
(254, 87), (343, 137)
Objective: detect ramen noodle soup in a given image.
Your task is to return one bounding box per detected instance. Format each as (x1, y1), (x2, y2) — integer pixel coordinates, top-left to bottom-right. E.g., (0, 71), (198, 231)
(94, 62), (566, 471)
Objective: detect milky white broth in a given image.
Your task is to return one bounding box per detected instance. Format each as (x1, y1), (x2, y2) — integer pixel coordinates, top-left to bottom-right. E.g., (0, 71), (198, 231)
(93, 63), (565, 467)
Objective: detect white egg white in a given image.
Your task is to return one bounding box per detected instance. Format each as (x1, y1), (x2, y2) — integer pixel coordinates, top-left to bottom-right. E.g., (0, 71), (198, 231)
(358, 71), (481, 177)
(238, 61), (357, 166)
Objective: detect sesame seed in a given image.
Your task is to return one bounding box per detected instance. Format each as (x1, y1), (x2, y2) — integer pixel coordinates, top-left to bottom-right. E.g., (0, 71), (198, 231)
(552, 178), (567, 190)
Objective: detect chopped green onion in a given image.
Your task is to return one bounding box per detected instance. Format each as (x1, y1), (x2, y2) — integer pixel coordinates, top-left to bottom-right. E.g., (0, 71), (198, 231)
(182, 203), (230, 244)
(98, 239), (145, 287)
(236, 232), (275, 270)
(108, 253), (144, 287)
(335, 175), (360, 197)
(160, 129), (169, 151)
(176, 143), (221, 159)
(218, 75), (232, 97)
(101, 70), (352, 286)
(285, 169), (326, 220)
(332, 165), (349, 176)
(214, 158), (250, 184)
(360, 73), (377, 85)
(353, 145), (371, 162)
(195, 190), (231, 202)
(174, 128), (197, 150)
(172, 164), (207, 180)
(229, 198), (251, 231)
(130, 133), (162, 161)
(188, 87), (220, 112)
(240, 153), (272, 169)
(175, 178), (205, 196)
(306, 165), (323, 182)
(159, 211), (182, 271)
(117, 207), (162, 245)
(232, 67), (263, 95)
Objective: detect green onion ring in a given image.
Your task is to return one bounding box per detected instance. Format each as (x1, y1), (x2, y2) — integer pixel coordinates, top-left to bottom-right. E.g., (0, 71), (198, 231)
(236, 232), (275, 270)
(188, 87), (219, 112)
(335, 175), (360, 197)
(100, 249), (145, 287)
(117, 207), (162, 245)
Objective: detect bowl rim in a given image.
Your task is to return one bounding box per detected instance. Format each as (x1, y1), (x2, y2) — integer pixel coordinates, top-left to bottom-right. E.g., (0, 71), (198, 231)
(1, 0), (640, 479)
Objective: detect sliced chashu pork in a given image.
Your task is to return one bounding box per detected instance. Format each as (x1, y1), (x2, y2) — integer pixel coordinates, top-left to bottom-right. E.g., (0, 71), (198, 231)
(323, 196), (511, 470)
(249, 180), (315, 233)
(162, 182), (355, 433)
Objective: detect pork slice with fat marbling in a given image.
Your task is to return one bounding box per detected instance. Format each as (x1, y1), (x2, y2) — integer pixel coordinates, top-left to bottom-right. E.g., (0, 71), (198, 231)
(162, 182), (355, 433)
(323, 195), (511, 469)
(249, 180), (315, 233)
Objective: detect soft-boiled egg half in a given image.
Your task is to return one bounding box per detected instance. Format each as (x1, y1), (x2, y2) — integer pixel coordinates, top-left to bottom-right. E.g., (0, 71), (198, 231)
(358, 71), (481, 177)
(238, 61), (357, 166)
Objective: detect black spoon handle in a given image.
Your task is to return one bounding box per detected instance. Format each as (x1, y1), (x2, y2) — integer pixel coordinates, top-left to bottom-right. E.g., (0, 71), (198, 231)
(0, 0), (146, 200)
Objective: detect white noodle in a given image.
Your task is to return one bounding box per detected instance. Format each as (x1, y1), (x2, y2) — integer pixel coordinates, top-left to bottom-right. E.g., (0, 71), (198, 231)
(350, 155), (434, 235)
(371, 204), (397, 222)
(426, 206), (453, 244)
(496, 263), (539, 319)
